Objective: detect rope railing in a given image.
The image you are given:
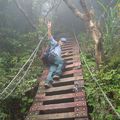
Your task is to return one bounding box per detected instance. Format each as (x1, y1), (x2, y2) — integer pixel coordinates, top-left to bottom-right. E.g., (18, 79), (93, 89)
(0, 33), (47, 100)
(73, 31), (120, 119)
(0, 0), (62, 100)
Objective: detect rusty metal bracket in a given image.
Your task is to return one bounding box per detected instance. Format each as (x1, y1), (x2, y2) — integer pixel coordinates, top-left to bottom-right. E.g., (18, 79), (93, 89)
(73, 82), (84, 92)
(75, 106), (87, 118)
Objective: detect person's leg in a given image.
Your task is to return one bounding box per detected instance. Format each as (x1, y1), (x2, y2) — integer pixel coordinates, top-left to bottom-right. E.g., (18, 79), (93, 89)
(45, 65), (57, 85)
(53, 56), (64, 78)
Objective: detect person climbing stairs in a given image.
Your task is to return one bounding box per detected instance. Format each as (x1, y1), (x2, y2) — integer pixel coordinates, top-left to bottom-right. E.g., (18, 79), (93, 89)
(26, 36), (89, 120)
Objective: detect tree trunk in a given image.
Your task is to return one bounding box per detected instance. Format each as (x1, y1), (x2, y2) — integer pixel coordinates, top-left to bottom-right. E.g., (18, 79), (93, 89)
(63, 0), (104, 68)
(80, 0), (103, 69)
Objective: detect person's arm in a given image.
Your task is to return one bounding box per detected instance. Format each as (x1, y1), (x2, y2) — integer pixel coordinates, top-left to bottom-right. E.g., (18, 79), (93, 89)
(47, 21), (52, 39)
(47, 21), (57, 45)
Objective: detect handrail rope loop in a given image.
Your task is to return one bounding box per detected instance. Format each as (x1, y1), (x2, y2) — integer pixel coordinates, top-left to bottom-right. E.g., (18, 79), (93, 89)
(2, 49), (37, 100)
(0, 33), (47, 100)
(0, 0), (62, 100)
(0, 33), (44, 94)
(2, 33), (47, 100)
(73, 31), (120, 119)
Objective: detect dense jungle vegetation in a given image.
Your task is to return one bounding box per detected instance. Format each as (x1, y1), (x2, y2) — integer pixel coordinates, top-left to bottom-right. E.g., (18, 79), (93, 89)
(0, 0), (120, 120)
(0, 0), (47, 119)
(79, 1), (120, 120)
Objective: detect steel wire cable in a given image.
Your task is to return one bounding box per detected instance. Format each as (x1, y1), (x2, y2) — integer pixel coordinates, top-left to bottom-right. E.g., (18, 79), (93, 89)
(0, 0), (62, 99)
(2, 51), (37, 100)
(0, 33), (47, 100)
(1, 34), (47, 100)
(73, 31), (120, 119)
(0, 34), (44, 95)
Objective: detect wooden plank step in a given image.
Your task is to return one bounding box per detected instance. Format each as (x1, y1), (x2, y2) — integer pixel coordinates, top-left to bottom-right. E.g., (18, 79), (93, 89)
(62, 47), (74, 51)
(63, 55), (79, 60)
(54, 79), (84, 88)
(28, 112), (88, 120)
(62, 42), (74, 45)
(65, 59), (75, 64)
(30, 101), (86, 112)
(65, 62), (81, 69)
(63, 44), (74, 46)
(61, 52), (74, 57)
(62, 54), (74, 59)
(55, 76), (83, 83)
(39, 77), (84, 87)
(53, 77), (84, 87)
(45, 85), (74, 93)
(35, 92), (85, 101)
(63, 43), (75, 46)
(62, 46), (74, 49)
(63, 69), (82, 76)
(28, 112), (75, 120)
(64, 40), (73, 42)
(62, 50), (74, 54)
(63, 45), (74, 47)
(64, 41), (74, 43)
(62, 43), (74, 45)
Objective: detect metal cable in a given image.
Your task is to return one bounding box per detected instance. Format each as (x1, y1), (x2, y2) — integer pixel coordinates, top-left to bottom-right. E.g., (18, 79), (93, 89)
(1, 34), (46, 100)
(0, 0), (60, 99)
(0, 33), (47, 99)
(2, 52), (36, 100)
(73, 31), (120, 119)
(0, 35), (42, 94)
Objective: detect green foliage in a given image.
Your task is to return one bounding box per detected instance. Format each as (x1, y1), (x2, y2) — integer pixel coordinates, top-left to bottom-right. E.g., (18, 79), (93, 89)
(103, 3), (120, 55)
(0, 0), (48, 119)
(0, 27), (47, 119)
(81, 53), (120, 120)
(20, 97), (33, 114)
(0, 108), (8, 120)
(79, 2), (120, 119)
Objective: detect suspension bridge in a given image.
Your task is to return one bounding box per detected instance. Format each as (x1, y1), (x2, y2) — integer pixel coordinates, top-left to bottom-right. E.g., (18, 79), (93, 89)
(0, 0), (120, 119)
(0, 32), (120, 119)
(25, 33), (89, 120)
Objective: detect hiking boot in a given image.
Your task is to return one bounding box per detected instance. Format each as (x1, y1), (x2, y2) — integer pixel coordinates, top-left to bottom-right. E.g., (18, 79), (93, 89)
(53, 75), (60, 81)
(44, 83), (51, 89)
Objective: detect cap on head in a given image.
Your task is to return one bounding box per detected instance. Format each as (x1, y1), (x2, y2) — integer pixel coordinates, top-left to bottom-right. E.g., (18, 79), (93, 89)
(60, 38), (67, 42)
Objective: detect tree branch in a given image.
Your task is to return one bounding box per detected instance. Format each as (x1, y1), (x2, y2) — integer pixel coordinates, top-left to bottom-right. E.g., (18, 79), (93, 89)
(14, 0), (36, 29)
(63, 0), (85, 20)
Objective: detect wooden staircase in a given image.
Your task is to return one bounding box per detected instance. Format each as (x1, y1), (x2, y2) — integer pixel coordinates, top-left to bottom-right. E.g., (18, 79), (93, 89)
(26, 38), (89, 120)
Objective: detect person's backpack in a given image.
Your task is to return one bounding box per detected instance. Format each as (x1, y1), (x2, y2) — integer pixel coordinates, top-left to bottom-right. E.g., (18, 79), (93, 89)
(40, 44), (58, 66)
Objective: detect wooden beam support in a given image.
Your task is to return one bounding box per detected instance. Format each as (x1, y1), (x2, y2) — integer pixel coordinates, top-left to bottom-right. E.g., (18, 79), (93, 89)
(28, 112), (89, 120)
(63, 69), (82, 76)
(46, 85), (74, 93)
(35, 92), (85, 101)
(30, 101), (86, 112)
